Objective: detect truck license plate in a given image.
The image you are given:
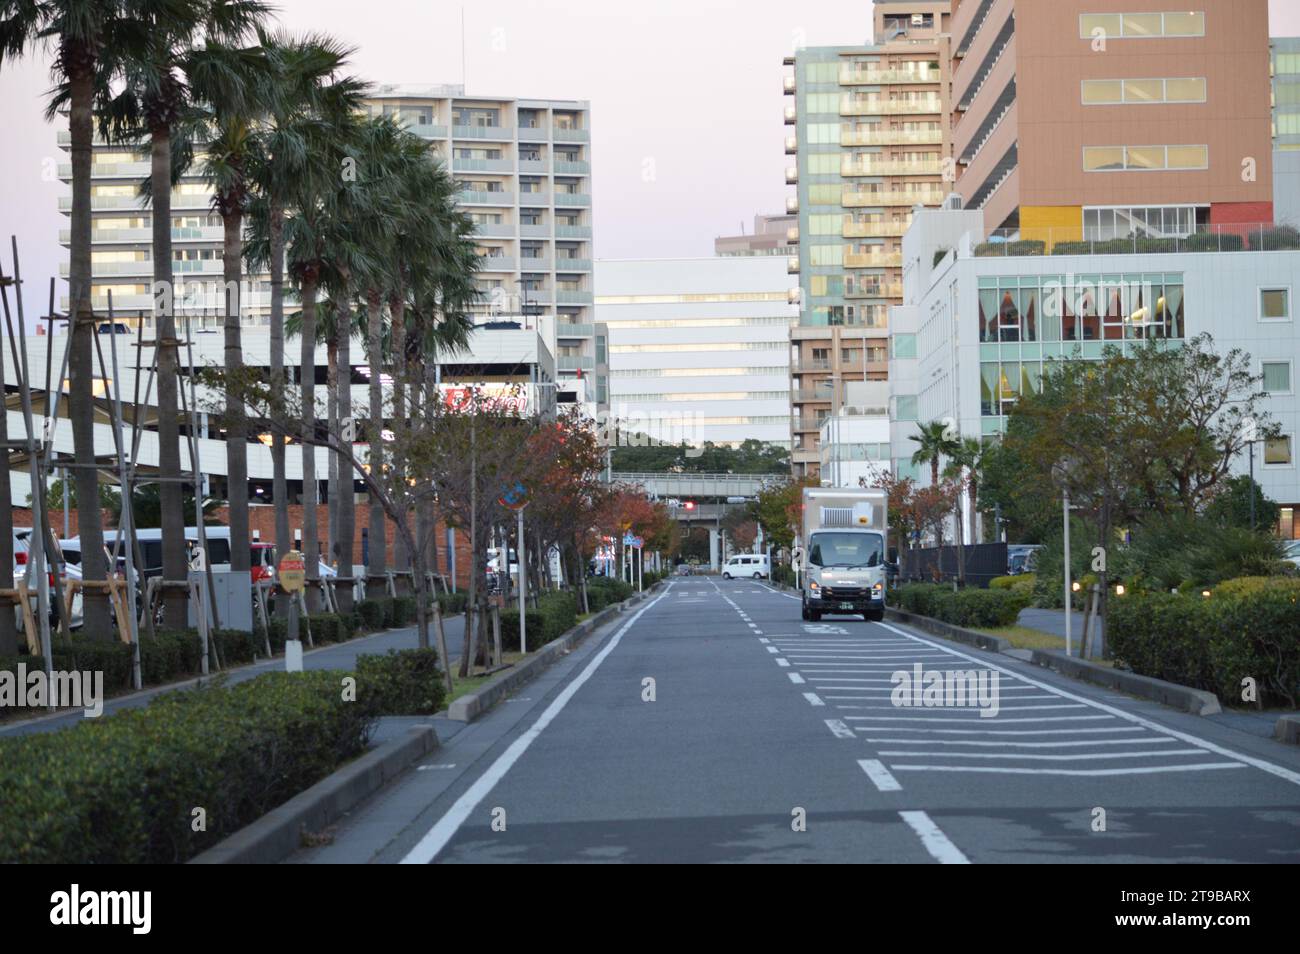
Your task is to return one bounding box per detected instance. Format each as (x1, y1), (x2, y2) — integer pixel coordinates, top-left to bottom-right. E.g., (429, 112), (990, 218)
(838, 602), (855, 610)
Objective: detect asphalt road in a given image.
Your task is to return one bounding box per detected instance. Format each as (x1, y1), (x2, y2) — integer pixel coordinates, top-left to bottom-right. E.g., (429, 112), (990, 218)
(291, 577), (1300, 864)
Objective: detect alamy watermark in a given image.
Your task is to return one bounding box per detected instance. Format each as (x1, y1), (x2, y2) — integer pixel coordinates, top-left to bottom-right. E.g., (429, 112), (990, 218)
(890, 663), (1000, 718)
(0, 664), (104, 718)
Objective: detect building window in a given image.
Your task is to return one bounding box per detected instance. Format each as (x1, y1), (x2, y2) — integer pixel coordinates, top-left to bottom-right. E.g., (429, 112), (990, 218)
(1261, 288), (1291, 321)
(1083, 205), (1205, 239)
(1265, 436), (1293, 467)
(1262, 361), (1293, 394)
(1081, 77), (1206, 105)
(1079, 12), (1204, 40)
(894, 395), (918, 422)
(892, 334), (917, 359)
(1083, 144), (1208, 171)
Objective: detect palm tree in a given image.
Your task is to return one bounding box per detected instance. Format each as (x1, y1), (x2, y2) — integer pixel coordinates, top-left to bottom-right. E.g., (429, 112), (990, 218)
(909, 420), (960, 487)
(187, 39), (273, 586)
(104, 0), (265, 628)
(1, 0), (155, 641)
(943, 436), (989, 543)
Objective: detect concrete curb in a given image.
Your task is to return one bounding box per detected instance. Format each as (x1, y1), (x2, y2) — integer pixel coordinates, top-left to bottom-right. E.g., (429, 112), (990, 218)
(1276, 714), (1300, 745)
(446, 583), (663, 723)
(189, 723), (439, 864)
(885, 608), (1012, 654)
(1029, 649), (1222, 716)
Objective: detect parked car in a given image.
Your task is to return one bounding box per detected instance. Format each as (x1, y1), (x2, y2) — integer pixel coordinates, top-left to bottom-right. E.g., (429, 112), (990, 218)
(722, 553), (770, 580)
(1007, 545), (1042, 575)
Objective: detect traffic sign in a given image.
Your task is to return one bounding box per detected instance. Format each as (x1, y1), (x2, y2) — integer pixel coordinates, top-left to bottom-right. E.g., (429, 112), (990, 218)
(791, 545), (805, 563)
(623, 533), (635, 547)
(278, 550), (306, 593)
(498, 481), (528, 510)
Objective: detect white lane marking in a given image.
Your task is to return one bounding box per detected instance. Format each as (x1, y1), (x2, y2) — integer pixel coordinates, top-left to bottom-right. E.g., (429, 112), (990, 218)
(848, 726), (1146, 736)
(879, 748), (1206, 761)
(766, 646), (780, 654)
(802, 692), (826, 707)
(892, 763), (1246, 777)
(858, 758), (902, 792)
(775, 658), (790, 668)
(825, 719), (855, 739)
(899, 811), (970, 864)
(418, 764), (457, 771)
(865, 737), (1177, 748)
(758, 637), (770, 644)
(874, 620), (1300, 789)
(399, 588), (670, 864)
(840, 714), (1113, 722)
(788, 672), (806, 685)
(826, 703), (1088, 711)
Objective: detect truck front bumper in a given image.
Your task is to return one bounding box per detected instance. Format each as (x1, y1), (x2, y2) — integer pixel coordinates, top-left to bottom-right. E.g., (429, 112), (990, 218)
(808, 590), (884, 613)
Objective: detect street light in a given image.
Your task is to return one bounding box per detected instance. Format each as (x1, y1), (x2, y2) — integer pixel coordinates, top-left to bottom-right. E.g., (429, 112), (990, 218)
(1052, 458), (1076, 658)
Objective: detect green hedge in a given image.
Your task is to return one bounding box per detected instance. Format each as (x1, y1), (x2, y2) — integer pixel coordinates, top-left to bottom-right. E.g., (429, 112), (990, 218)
(499, 609), (546, 652)
(890, 583), (1028, 628)
(0, 646), (453, 863)
(0, 670), (375, 863)
(437, 591), (468, 614)
(392, 595), (417, 627)
(1110, 585), (1300, 707)
(356, 598), (389, 631)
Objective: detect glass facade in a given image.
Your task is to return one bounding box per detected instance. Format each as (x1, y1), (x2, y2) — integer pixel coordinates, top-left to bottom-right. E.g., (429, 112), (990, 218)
(978, 273), (1185, 418)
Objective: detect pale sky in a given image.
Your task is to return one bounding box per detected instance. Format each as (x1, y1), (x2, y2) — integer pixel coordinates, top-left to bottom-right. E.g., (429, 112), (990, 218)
(2, 0), (1298, 322)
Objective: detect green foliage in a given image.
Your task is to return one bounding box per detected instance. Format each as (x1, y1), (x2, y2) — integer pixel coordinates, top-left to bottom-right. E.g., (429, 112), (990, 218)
(1203, 475), (1280, 531)
(535, 591), (578, 644)
(437, 591), (468, 614)
(499, 609), (545, 651)
(355, 648), (445, 715)
(610, 438), (789, 475)
(0, 671), (376, 863)
(1253, 225), (1300, 251)
(974, 240), (1045, 257)
(771, 562), (796, 587)
(1110, 586), (1300, 707)
(34, 478), (121, 520)
(391, 596), (416, 627)
(356, 598), (389, 631)
(891, 583), (1028, 628)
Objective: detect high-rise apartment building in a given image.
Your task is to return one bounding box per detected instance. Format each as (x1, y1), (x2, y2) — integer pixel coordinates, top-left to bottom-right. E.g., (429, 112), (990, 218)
(1274, 36), (1300, 151)
(949, 1), (1274, 242)
(783, 1), (954, 478)
(56, 83), (599, 397)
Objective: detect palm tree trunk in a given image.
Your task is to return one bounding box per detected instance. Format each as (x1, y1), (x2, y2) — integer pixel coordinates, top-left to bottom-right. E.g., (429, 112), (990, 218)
(388, 293), (408, 586)
(67, 61), (112, 641)
(326, 337), (338, 571)
(268, 200), (289, 615)
(334, 294), (355, 614)
(222, 209), (250, 580)
(366, 291), (386, 590)
(300, 275), (320, 612)
(152, 124), (187, 630)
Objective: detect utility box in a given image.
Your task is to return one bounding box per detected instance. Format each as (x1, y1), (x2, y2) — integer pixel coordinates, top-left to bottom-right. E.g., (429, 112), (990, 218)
(187, 569), (254, 633)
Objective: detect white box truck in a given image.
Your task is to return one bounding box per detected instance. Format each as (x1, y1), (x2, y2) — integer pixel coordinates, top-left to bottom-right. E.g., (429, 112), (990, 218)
(798, 487), (890, 622)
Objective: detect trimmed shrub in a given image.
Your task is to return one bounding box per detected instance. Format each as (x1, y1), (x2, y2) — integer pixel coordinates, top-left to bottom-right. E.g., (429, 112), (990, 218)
(536, 591), (578, 644)
(356, 647), (446, 715)
(356, 598), (387, 632)
(1252, 225), (1300, 251)
(1212, 576), (1300, 599)
(499, 609), (546, 652)
(1186, 231), (1244, 252)
(0, 670), (377, 863)
(973, 240), (1043, 257)
(392, 595), (417, 627)
(1111, 588), (1300, 708)
(891, 583), (1027, 628)
(437, 591), (467, 615)
(306, 612), (351, 645)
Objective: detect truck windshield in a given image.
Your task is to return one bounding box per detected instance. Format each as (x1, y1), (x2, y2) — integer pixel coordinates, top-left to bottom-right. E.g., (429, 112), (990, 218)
(809, 532), (884, 568)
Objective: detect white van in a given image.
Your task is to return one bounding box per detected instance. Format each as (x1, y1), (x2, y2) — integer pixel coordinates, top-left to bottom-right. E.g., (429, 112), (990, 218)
(722, 553), (770, 580)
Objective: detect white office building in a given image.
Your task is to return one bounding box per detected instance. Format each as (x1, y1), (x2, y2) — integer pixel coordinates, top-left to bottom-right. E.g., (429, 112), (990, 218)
(890, 207), (1300, 536)
(594, 257), (796, 448)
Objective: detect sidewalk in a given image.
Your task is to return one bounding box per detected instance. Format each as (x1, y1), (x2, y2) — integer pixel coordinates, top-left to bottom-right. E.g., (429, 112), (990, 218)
(1016, 607), (1100, 644)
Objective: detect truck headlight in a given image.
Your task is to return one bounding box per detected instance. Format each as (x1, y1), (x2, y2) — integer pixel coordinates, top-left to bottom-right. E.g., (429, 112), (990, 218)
(873, 582), (883, 591)
(809, 580), (819, 591)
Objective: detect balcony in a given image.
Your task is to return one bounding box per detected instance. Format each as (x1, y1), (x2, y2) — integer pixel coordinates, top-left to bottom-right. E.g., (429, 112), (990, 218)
(785, 196), (799, 214)
(841, 128), (943, 147)
(460, 190), (516, 205)
(553, 193), (590, 207)
(792, 389), (834, 403)
(783, 75), (796, 94)
(554, 160), (590, 174)
(784, 137), (798, 155)
(842, 190), (944, 208)
(556, 322), (596, 337)
(452, 157), (514, 173)
(556, 289), (593, 304)
(786, 226), (799, 242)
(840, 97), (943, 116)
(558, 355), (594, 370)
(517, 190), (551, 205)
(519, 223), (550, 238)
(844, 251), (903, 268)
(552, 127), (590, 142)
(555, 258), (592, 272)
(785, 167), (798, 185)
(518, 159), (548, 174)
(517, 124), (548, 141)
(408, 124), (449, 140)
(784, 106), (797, 124)
(793, 416), (828, 433)
(473, 223), (514, 238)
(61, 160), (151, 179)
(839, 67), (942, 86)
(476, 255), (517, 271)
(555, 224), (591, 238)
(787, 256), (799, 275)
(451, 124), (514, 140)
(843, 220), (911, 238)
(842, 159), (943, 177)
(792, 358), (832, 372)
(846, 282), (904, 299)
(61, 226), (225, 244)
(519, 255), (552, 270)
